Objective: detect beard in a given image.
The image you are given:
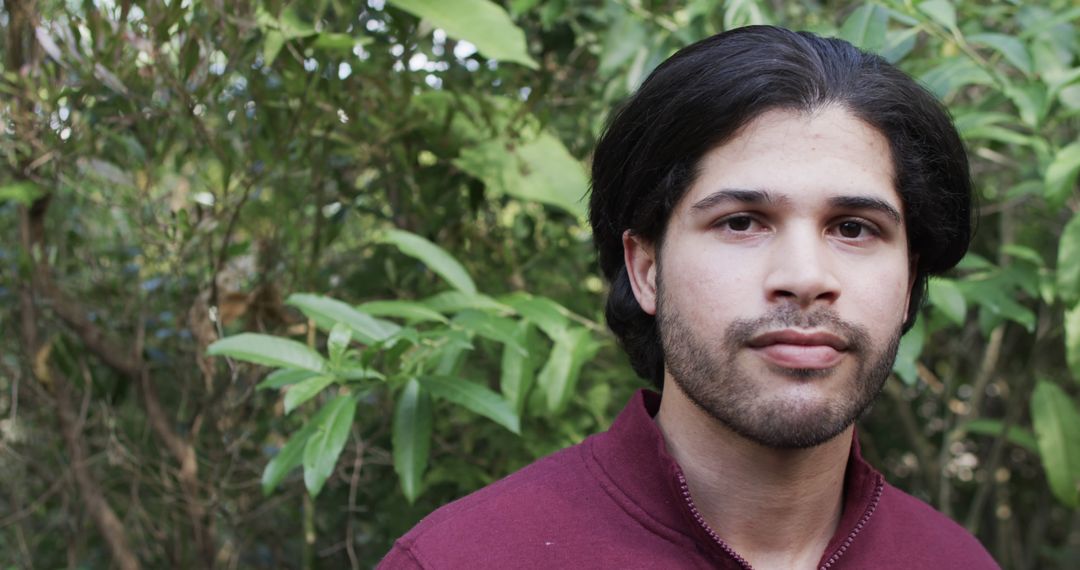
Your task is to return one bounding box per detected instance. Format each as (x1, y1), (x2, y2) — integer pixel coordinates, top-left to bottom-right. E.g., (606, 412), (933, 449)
(656, 277), (902, 450)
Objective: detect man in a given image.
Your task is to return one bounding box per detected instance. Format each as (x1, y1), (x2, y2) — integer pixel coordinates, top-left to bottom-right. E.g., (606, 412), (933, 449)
(381, 26), (998, 569)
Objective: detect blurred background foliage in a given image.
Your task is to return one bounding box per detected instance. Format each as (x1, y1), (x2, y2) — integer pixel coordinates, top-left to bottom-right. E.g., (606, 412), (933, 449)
(1, 0), (1079, 568)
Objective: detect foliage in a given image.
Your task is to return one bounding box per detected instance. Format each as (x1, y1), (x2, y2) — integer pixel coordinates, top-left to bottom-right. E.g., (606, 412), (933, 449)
(1, 0), (1078, 568)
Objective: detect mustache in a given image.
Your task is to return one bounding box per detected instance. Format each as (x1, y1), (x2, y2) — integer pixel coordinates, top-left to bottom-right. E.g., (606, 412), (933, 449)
(724, 305), (871, 352)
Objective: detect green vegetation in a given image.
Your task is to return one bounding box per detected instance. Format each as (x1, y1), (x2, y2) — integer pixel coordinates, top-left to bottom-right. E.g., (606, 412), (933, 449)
(2, 0), (1078, 568)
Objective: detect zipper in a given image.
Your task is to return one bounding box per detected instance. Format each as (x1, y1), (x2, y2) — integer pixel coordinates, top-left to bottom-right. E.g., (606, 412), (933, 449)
(818, 475), (884, 569)
(677, 470), (885, 570)
(676, 470), (754, 569)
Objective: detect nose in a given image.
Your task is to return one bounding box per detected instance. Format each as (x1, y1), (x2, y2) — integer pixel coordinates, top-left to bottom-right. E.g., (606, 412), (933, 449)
(763, 231), (841, 308)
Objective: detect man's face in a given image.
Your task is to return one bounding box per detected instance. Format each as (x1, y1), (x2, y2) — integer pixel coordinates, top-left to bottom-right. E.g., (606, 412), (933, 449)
(625, 106), (913, 449)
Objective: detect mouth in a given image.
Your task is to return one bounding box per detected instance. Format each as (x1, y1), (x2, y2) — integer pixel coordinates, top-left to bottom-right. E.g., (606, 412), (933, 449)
(747, 329), (849, 370)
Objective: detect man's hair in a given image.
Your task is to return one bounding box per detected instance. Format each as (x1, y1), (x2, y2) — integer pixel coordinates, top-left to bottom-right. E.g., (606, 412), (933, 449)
(588, 25), (974, 388)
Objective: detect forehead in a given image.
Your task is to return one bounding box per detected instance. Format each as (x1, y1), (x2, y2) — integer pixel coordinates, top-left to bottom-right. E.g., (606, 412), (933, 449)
(677, 106), (900, 215)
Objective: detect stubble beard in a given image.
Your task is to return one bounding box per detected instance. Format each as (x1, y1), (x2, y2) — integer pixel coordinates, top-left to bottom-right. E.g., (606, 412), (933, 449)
(656, 277), (903, 450)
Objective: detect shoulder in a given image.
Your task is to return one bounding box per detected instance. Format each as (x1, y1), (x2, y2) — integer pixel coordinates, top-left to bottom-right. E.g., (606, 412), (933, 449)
(379, 438), (611, 568)
(864, 482), (1000, 569)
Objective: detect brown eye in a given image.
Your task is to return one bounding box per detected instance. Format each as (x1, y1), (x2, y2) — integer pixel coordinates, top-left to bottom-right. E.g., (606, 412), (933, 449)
(727, 216), (753, 231)
(838, 221), (864, 238)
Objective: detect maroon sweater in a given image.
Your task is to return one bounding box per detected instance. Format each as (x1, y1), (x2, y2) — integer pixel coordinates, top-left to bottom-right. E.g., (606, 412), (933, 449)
(381, 390), (998, 569)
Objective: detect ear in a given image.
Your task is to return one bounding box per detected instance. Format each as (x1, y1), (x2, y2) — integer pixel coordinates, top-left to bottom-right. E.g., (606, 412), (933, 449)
(623, 230), (658, 316)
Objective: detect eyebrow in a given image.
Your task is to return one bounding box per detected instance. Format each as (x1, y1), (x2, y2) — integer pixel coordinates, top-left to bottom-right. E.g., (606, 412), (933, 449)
(689, 188), (903, 227)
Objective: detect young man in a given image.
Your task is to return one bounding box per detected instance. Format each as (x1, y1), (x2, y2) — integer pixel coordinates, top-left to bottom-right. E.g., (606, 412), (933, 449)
(381, 26), (999, 569)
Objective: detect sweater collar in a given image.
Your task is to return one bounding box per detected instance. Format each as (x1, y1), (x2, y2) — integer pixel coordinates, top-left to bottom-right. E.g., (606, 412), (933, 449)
(591, 389), (884, 564)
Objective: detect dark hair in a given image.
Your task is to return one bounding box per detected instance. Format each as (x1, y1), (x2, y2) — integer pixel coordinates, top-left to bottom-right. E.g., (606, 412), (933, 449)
(588, 26), (974, 388)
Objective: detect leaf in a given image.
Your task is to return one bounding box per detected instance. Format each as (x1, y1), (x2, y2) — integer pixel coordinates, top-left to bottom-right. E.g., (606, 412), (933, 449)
(312, 33), (359, 53)
(287, 293), (400, 344)
(418, 375), (520, 434)
(257, 368), (320, 391)
(892, 317), (925, 385)
(387, 0), (537, 69)
(302, 395), (357, 496)
(392, 379), (433, 503)
(262, 30), (285, 65)
(928, 278), (966, 326)
(0, 181), (45, 204)
(1045, 142), (1080, 206)
(1058, 213), (1080, 305)
(599, 10), (648, 74)
(454, 132), (589, 218)
(382, 229), (477, 295)
(1066, 303), (1080, 384)
(1031, 381), (1080, 508)
(917, 0), (956, 30)
(968, 33), (1033, 75)
(453, 310), (526, 355)
(207, 333), (328, 373)
(284, 375), (336, 414)
(500, 293), (570, 339)
(422, 291), (511, 314)
(261, 418), (320, 495)
(357, 300), (448, 323)
(327, 322), (351, 365)
(537, 327), (600, 414)
(956, 419), (1038, 453)
(840, 3), (889, 53)
(500, 321), (537, 414)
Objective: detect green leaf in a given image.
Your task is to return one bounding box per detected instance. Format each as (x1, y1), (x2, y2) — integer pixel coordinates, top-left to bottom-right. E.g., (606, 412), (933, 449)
(312, 33), (363, 53)
(382, 229), (477, 295)
(500, 293), (570, 339)
(392, 378), (433, 503)
(840, 3), (888, 53)
(1004, 82), (1048, 129)
(261, 418), (320, 495)
(0, 181), (45, 204)
(928, 278), (966, 326)
(284, 375), (336, 414)
(257, 368), (320, 391)
(207, 333), (328, 373)
(287, 293), (400, 344)
(453, 310), (526, 355)
(969, 33), (1033, 75)
(917, 0), (956, 30)
(302, 395), (357, 496)
(500, 321), (537, 415)
(892, 317), (925, 385)
(1066, 303), (1080, 384)
(1031, 381), (1080, 507)
(454, 132), (589, 218)
(387, 0), (537, 69)
(537, 327), (600, 413)
(599, 10), (648, 74)
(418, 375), (520, 434)
(357, 300), (449, 324)
(1058, 213), (1080, 305)
(956, 419), (1038, 453)
(422, 291), (511, 314)
(327, 322), (351, 365)
(262, 30), (285, 65)
(1045, 142), (1080, 206)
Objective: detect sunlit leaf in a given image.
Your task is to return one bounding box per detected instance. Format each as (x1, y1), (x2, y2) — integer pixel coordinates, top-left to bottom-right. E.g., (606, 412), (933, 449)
(261, 419), (319, 495)
(892, 317), (925, 385)
(421, 291), (511, 314)
(257, 368), (320, 391)
(500, 321), (537, 414)
(956, 419), (1038, 453)
(928, 278), (967, 326)
(387, 0), (537, 69)
(302, 395), (357, 496)
(382, 229), (477, 295)
(500, 293), (570, 340)
(1057, 213), (1080, 304)
(918, 0), (956, 30)
(0, 181), (45, 204)
(1066, 303), (1080, 384)
(327, 322), (351, 365)
(453, 310), (525, 355)
(1031, 381), (1080, 507)
(1045, 142), (1080, 206)
(284, 375), (335, 414)
(418, 375), (519, 434)
(969, 33), (1033, 75)
(207, 333), (327, 373)
(393, 378), (433, 503)
(287, 293), (400, 344)
(358, 300), (448, 324)
(537, 327), (600, 414)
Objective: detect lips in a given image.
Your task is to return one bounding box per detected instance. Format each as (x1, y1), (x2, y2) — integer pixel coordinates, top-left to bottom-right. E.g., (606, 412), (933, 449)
(747, 329), (849, 369)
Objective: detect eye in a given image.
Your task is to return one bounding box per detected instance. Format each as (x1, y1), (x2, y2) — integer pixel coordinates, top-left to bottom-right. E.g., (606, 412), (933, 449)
(833, 219), (878, 240)
(717, 215), (762, 232)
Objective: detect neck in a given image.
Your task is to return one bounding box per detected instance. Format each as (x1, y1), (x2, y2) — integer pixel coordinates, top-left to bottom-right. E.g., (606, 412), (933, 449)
(655, 380), (851, 570)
